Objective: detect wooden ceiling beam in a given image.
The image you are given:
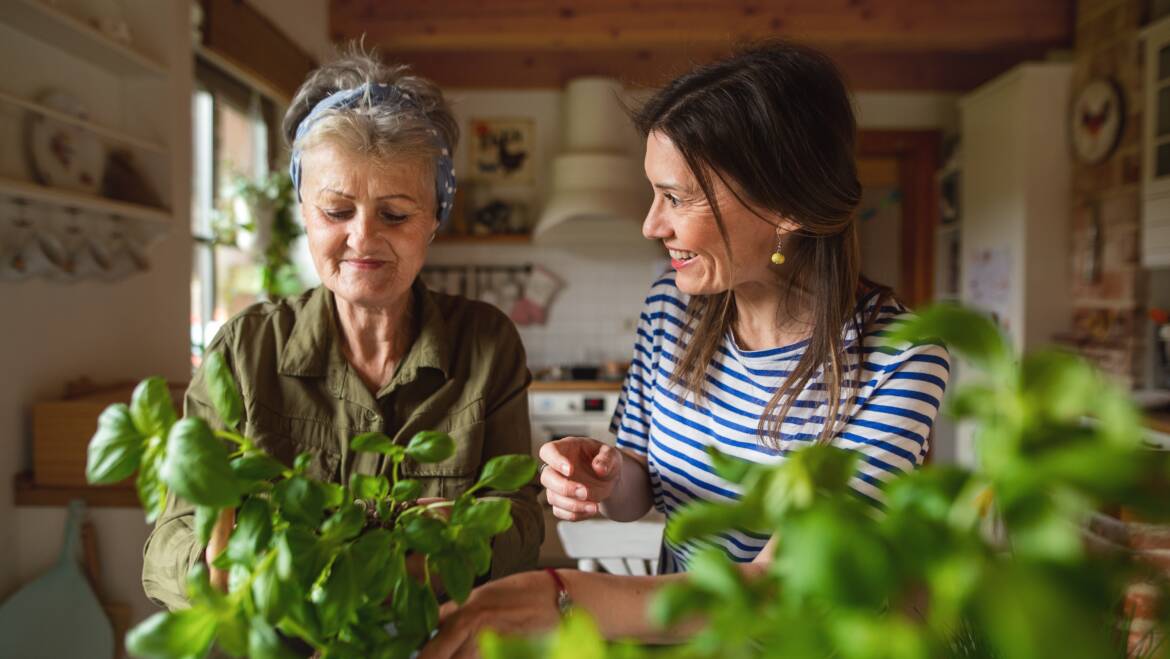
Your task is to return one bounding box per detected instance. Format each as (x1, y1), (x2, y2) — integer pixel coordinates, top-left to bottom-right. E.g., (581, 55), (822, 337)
(331, 0), (1073, 53)
(376, 46), (1050, 91)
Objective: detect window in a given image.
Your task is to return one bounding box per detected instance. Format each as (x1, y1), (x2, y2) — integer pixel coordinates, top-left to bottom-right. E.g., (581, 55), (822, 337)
(190, 60), (281, 366)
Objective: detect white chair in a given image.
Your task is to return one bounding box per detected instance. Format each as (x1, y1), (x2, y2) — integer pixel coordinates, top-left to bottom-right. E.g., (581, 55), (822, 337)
(556, 514), (665, 576)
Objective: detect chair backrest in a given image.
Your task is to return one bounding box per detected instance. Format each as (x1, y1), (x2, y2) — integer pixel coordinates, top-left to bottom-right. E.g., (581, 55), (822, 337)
(556, 517), (664, 576)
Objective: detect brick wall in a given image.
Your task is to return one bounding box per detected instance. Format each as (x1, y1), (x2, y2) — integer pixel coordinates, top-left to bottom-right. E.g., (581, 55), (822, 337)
(1067, 0), (1148, 386)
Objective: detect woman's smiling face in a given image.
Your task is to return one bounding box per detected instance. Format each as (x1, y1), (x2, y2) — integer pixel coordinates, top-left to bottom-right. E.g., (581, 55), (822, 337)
(641, 131), (784, 296)
(300, 141), (437, 309)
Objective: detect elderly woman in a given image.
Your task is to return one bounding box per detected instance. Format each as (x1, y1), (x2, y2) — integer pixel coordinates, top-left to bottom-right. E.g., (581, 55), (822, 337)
(420, 41), (950, 657)
(142, 52), (542, 609)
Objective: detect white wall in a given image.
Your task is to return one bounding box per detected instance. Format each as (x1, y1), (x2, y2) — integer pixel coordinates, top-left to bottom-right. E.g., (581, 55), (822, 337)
(1, 0), (193, 627)
(2, 0), (332, 629)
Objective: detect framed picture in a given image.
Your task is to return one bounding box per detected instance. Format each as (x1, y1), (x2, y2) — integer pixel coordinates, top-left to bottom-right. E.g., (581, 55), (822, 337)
(469, 117), (534, 183)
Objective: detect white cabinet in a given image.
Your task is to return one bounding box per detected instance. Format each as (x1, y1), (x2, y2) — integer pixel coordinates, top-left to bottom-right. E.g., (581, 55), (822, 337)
(959, 62), (1072, 354)
(953, 63), (1072, 465)
(1142, 16), (1170, 266)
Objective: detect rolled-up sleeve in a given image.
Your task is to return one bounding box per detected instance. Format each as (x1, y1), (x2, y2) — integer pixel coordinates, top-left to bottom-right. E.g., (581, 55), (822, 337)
(479, 323), (543, 579)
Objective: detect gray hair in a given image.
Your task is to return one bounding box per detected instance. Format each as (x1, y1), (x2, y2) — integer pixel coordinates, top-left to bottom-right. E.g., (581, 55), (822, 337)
(282, 45), (459, 182)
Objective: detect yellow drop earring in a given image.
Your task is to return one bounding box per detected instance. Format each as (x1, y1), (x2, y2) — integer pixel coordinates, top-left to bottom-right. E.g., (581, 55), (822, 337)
(770, 229), (786, 265)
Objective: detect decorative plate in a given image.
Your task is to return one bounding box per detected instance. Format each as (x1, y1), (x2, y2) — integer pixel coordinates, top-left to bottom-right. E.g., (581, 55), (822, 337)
(25, 90), (106, 194)
(1070, 78), (1124, 165)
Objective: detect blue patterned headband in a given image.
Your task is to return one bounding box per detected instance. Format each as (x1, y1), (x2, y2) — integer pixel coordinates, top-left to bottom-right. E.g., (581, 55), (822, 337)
(289, 82), (456, 225)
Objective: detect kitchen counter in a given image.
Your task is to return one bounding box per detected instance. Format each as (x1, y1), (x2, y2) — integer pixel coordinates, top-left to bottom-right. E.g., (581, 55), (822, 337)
(530, 380), (623, 391)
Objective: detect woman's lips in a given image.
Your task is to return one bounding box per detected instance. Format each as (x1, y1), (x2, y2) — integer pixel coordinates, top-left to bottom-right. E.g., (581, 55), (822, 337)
(344, 259), (386, 270)
(671, 256), (697, 270)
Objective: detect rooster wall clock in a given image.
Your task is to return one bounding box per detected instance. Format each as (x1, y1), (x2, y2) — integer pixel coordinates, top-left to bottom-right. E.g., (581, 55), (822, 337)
(1071, 77), (1124, 165)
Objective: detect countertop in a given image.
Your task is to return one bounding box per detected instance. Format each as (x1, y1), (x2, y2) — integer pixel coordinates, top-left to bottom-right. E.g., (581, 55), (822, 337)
(529, 380), (623, 391)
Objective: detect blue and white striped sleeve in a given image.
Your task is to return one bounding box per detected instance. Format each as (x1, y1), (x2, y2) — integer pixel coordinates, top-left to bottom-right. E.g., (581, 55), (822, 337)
(609, 290), (664, 457)
(836, 341), (951, 508)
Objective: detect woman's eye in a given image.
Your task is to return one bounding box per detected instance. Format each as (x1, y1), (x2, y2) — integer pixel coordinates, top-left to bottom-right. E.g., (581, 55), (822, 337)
(664, 193), (681, 208)
(380, 211), (409, 223)
(323, 209), (352, 220)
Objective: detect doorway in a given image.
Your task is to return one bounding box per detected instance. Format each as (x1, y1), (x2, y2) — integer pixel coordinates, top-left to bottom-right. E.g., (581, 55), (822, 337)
(856, 131), (941, 308)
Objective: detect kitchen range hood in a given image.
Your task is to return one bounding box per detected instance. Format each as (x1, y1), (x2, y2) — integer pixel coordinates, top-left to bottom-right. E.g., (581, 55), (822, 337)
(533, 77), (650, 240)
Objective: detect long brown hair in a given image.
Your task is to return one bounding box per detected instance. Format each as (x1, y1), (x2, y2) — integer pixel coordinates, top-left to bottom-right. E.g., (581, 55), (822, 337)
(633, 41), (893, 447)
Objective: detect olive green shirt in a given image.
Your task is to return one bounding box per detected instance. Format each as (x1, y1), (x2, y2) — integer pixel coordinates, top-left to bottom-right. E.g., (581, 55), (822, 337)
(142, 282), (542, 610)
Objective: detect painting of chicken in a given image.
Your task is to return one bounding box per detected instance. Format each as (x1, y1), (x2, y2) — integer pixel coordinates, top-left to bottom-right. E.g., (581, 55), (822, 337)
(470, 117), (535, 182)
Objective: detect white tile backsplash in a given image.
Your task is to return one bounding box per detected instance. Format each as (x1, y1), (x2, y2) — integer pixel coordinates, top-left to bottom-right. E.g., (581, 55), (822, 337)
(426, 240), (666, 367)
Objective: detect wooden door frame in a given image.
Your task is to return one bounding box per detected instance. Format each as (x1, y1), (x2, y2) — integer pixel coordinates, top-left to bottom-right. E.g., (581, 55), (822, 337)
(857, 130), (941, 308)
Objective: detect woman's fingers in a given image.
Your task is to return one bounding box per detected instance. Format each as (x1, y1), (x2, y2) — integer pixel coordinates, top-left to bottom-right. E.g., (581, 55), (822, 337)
(538, 441), (574, 476)
(593, 444), (623, 479)
(540, 462), (593, 500)
(206, 507), (235, 592)
(546, 490), (599, 517)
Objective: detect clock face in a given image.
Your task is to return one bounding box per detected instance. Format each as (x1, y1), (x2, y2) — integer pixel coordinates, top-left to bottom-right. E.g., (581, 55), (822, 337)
(1071, 78), (1124, 165)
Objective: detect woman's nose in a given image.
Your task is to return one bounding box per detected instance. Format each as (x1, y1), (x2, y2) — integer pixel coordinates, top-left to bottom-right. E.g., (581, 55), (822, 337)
(642, 203), (670, 240)
(346, 211), (379, 250)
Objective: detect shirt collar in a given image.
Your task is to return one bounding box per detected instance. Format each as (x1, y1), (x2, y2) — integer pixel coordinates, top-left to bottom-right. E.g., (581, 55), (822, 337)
(278, 281), (452, 388)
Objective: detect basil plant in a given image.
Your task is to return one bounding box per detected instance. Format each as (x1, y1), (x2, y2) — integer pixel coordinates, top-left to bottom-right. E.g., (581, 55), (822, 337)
(86, 353), (537, 658)
(483, 305), (1170, 659)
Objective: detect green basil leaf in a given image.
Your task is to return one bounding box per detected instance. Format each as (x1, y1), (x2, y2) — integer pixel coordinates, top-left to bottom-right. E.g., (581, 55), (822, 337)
(248, 617), (300, 659)
(231, 454), (286, 483)
(390, 479), (421, 503)
(293, 452), (312, 474)
(403, 514), (449, 555)
(193, 505), (220, 546)
(125, 608), (217, 659)
(313, 549), (361, 636)
(203, 351), (244, 430)
(273, 476), (325, 527)
(350, 528), (399, 603)
(351, 473), (390, 501)
(649, 581), (708, 628)
(252, 567), (295, 625)
(86, 403), (145, 484)
(433, 551), (474, 604)
(321, 482), (346, 509)
(350, 432), (395, 454)
(452, 498), (512, 536)
(687, 547), (745, 601)
(137, 440), (167, 524)
(475, 454), (538, 492)
(276, 528), (325, 591)
(706, 446), (753, 485)
(458, 536), (493, 576)
(405, 430), (455, 463)
(320, 502), (365, 544)
(160, 418), (241, 508)
(129, 376), (177, 439)
(224, 497), (272, 567)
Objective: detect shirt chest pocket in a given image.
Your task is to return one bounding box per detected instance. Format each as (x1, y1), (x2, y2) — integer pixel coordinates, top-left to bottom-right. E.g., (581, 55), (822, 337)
(246, 403), (341, 481)
(399, 399), (485, 498)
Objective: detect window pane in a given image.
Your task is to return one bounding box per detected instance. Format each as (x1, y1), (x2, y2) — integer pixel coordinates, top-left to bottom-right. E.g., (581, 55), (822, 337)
(1159, 86), (1170, 137)
(1156, 142), (1170, 178)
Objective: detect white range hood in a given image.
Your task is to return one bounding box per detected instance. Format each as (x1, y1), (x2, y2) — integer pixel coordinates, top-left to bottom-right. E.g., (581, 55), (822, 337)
(534, 77), (649, 240)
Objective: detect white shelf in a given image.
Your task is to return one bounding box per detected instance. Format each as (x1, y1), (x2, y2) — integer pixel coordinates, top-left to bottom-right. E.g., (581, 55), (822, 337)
(0, 0), (166, 78)
(0, 176), (171, 225)
(0, 90), (167, 155)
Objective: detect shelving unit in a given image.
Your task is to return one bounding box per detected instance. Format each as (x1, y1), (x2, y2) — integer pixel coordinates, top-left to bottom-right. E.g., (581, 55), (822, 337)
(0, 89), (167, 155)
(435, 233), (532, 244)
(14, 471), (138, 508)
(0, 175), (170, 225)
(0, 0), (166, 78)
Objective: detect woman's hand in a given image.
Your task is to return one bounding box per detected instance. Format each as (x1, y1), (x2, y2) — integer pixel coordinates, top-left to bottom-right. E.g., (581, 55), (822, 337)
(418, 570), (562, 659)
(205, 508), (235, 592)
(539, 437), (622, 521)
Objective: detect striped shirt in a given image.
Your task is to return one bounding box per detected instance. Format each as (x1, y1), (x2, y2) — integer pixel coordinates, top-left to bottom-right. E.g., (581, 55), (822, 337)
(609, 272), (950, 573)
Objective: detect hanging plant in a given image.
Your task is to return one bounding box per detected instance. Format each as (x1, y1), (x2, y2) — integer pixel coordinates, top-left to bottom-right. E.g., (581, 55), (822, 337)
(216, 171), (303, 300)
